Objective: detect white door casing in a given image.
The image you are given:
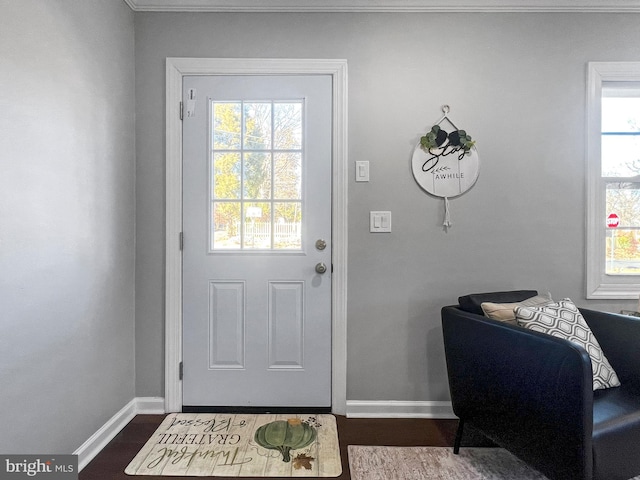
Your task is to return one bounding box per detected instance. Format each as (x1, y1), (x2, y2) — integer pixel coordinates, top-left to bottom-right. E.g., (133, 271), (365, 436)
(164, 58), (348, 413)
(182, 74), (332, 406)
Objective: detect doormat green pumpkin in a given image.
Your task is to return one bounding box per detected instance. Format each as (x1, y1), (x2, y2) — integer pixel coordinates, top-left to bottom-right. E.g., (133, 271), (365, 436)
(125, 413), (342, 477)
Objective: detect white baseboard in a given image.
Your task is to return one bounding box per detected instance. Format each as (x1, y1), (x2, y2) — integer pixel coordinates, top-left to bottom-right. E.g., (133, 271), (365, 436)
(135, 396), (166, 414)
(75, 397), (165, 471)
(346, 400), (457, 419)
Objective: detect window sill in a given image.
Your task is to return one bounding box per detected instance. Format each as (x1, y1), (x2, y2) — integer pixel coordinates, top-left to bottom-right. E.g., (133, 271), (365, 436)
(588, 282), (640, 299)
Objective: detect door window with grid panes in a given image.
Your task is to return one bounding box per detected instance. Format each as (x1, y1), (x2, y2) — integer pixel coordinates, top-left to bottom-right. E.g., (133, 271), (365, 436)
(210, 101), (303, 251)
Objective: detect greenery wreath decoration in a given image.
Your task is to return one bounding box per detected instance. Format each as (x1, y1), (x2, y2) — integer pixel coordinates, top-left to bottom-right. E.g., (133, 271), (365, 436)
(420, 124), (475, 160)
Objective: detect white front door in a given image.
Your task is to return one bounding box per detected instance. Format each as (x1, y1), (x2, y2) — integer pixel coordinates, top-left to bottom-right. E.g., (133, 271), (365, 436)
(182, 75), (332, 408)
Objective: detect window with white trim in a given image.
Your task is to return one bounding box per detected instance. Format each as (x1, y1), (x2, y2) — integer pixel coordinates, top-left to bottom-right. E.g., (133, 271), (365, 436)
(587, 62), (640, 299)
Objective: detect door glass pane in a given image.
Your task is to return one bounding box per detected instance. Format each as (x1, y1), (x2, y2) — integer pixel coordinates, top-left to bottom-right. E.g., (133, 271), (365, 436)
(274, 202), (302, 249)
(244, 103), (272, 150)
(243, 152), (271, 200)
(274, 153), (302, 199)
(213, 153), (241, 199)
(213, 102), (241, 149)
(274, 103), (302, 149)
(243, 202), (271, 249)
(210, 99), (303, 251)
(605, 182), (640, 275)
(212, 202), (241, 250)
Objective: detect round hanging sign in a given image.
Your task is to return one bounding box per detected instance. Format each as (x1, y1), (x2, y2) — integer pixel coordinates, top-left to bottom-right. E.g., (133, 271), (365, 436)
(411, 135), (480, 198)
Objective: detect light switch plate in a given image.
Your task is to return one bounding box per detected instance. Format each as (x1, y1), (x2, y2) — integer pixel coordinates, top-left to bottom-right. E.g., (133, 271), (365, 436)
(370, 211), (392, 232)
(356, 161), (370, 182)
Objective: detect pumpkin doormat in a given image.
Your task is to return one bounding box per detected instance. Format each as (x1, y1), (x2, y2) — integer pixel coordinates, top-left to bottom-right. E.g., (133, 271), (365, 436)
(125, 413), (342, 477)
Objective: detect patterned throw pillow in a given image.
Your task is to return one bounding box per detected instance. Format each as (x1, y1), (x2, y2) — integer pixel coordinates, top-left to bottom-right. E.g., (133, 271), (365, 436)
(515, 299), (621, 390)
(481, 292), (554, 325)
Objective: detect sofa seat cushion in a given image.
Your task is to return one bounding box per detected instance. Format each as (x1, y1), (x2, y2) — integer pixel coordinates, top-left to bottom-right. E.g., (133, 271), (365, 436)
(458, 290), (538, 315)
(592, 386), (640, 480)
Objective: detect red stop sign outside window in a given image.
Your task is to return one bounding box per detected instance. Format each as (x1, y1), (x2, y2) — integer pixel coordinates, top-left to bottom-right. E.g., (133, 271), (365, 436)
(607, 213), (620, 228)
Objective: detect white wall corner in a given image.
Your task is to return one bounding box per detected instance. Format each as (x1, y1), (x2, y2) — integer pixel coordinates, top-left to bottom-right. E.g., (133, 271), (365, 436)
(346, 400), (457, 419)
(74, 397), (166, 471)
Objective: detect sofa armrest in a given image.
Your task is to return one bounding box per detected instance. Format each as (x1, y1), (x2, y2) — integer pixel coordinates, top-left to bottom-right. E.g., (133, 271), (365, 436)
(442, 305), (593, 479)
(442, 306), (593, 421)
(582, 308), (640, 391)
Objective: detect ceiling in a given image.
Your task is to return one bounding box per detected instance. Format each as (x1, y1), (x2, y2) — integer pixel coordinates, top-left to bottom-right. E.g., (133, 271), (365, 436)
(123, 0), (640, 12)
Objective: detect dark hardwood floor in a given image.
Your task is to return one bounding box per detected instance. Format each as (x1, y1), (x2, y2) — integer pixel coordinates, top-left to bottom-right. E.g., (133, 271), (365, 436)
(79, 415), (476, 479)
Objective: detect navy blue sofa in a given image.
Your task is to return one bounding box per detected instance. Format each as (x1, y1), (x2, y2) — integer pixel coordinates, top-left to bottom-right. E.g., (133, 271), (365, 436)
(441, 290), (640, 480)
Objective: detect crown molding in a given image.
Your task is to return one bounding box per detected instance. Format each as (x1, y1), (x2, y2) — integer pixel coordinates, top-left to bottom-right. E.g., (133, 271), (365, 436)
(123, 0), (640, 13)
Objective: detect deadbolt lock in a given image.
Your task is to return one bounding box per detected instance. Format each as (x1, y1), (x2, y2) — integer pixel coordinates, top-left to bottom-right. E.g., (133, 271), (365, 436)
(315, 239), (327, 251)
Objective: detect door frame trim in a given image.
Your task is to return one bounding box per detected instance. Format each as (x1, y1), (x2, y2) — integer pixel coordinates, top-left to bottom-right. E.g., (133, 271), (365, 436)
(164, 58), (348, 414)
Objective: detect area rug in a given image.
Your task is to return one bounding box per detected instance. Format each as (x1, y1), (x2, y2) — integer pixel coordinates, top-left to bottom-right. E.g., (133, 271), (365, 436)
(126, 413), (341, 477)
(349, 446), (640, 480)
(348, 446), (549, 480)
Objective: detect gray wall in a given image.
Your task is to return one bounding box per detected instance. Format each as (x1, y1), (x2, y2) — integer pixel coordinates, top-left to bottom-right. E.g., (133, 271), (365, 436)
(0, 0), (136, 453)
(134, 11), (640, 403)
(5, 4), (638, 442)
